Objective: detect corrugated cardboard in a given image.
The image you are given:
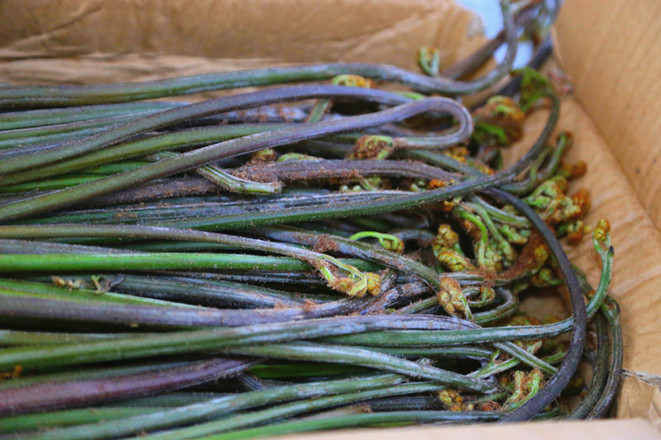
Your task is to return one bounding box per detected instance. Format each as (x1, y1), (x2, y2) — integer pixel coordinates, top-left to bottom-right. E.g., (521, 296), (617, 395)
(1, 0), (660, 437)
(0, 0), (488, 85)
(553, 0), (661, 425)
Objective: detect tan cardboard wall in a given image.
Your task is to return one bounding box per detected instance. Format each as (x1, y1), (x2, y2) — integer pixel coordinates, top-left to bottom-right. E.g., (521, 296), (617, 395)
(554, 0), (661, 231)
(553, 0), (661, 424)
(0, 0), (487, 84)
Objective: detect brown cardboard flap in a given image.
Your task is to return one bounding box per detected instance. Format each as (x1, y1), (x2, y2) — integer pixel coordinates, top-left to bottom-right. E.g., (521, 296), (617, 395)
(550, 0), (661, 422)
(554, 0), (661, 232)
(620, 373), (661, 430)
(0, 0), (487, 84)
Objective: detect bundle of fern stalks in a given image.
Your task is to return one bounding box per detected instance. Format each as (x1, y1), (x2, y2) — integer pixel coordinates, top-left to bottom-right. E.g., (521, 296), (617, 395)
(0, 2), (621, 439)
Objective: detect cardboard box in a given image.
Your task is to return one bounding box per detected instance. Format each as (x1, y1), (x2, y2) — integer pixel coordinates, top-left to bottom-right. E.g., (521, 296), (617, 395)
(1, 0), (660, 437)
